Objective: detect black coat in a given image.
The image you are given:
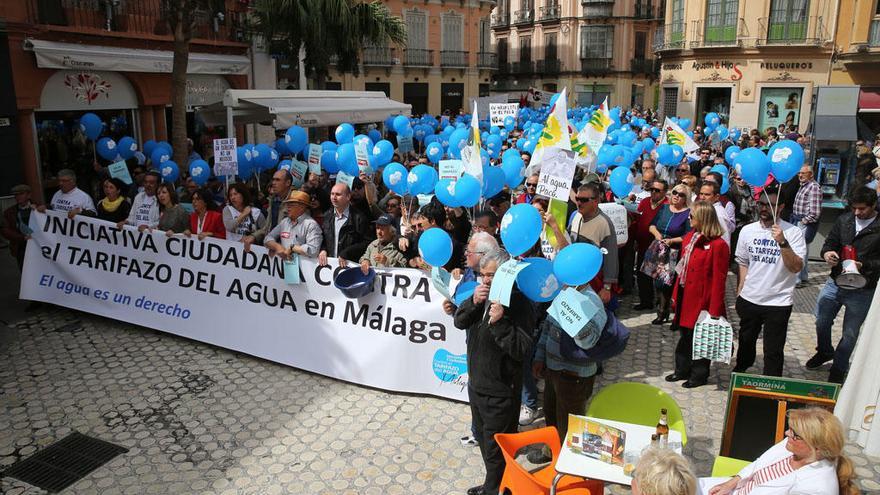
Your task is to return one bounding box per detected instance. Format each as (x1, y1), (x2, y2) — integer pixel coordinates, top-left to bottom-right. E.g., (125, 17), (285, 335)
(454, 289), (536, 398)
(320, 206), (375, 261)
(821, 212), (880, 289)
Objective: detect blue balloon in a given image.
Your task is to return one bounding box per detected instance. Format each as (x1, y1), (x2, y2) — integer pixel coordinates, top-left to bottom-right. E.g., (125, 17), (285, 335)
(237, 150), (255, 180)
(426, 142), (444, 164)
(274, 138), (290, 157)
(117, 136), (137, 160)
(768, 140), (805, 183)
(79, 112), (103, 141)
(503, 115), (516, 131)
(159, 160), (179, 183)
(678, 118), (692, 130)
(97, 137), (119, 161)
(413, 125), (429, 143)
(597, 144), (623, 167)
(485, 134), (503, 159)
(407, 164), (436, 195)
(321, 150), (339, 174)
(641, 139), (656, 153)
(143, 139), (158, 156)
(711, 164), (730, 194)
(482, 166), (505, 198)
(151, 146), (171, 166)
(500, 204), (542, 257)
(435, 178), (459, 207)
(619, 130), (638, 147)
(371, 139), (395, 168)
(335, 123), (355, 144)
(189, 159), (210, 186)
(382, 162), (409, 195)
(553, 243), (602, 286)
(285, 125), (308, 154)
(609, 166), (634, 198)
(393, 115), (411, 135)
(715, 125), (730, 141)
(252, 143), (274, 171)
(651, 127), (661, 139)
(516, 257), (562, 302)
(704, 112), (721, 128)
(368, 128), (382, 144)
(523, 139), (537, 154)
(502, 151), (525, 188)
(454, 174), (481, 208)
(418, 228), (453, 267)
(734, 147), (771, 187)
(321, 141), (338, 153)
(730, 128), (742, 142)
(724, 145), (741, 165)
(336, 143), (358, 176)
(277, 159), (292, 172)
(448, 128), (469, 159)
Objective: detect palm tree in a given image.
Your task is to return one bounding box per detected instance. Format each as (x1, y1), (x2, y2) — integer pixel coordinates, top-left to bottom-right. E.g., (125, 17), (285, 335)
(251, 0), (406, 89)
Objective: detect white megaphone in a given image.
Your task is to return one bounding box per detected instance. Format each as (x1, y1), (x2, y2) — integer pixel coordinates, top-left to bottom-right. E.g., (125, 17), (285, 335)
(837, 245), (866, 290)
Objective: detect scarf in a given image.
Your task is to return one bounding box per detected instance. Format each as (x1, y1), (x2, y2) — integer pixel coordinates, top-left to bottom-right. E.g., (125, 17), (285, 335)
(735, 455), (796, 495)
(675, 233), (702, 286)
(100, 196), (125, 213)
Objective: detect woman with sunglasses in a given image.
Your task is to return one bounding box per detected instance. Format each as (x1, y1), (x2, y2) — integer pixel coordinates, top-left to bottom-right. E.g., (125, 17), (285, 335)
(702, 408), (858, 495)
(666, 201), (728, 388)
(643, 184), (692, 325)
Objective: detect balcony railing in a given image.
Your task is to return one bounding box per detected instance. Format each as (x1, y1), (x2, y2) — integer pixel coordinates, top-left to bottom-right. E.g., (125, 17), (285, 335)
(690, 18), (747, 48)
(634, 2), (654, 19)
(630, 58), (658, 75)
(511, 60), (535, 74)
(363, 46), (395, 66)
(582, 0), (614, 18)
(580, 57), (612, 75)
(497, 60), (511, 74)
(539, 4), (561, 22)
(653, 23), (686, 51)
(871, 19), (880, 47)
(24, 0), (247, 42)
(478, 52), (499, 69)
(513, 9), (534, 25)
(441, 50), (468, 68)
(536, 59), (561, 74)
(491, 11), (510, 27)
(404, 49), (434, 67)
(756, 15), (827, 46)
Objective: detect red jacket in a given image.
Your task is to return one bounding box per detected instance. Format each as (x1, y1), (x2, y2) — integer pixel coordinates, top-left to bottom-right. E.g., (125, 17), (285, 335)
(189, 210), (226, 239)
(671, 231), (728, 329)
(634, 197), (667, 255)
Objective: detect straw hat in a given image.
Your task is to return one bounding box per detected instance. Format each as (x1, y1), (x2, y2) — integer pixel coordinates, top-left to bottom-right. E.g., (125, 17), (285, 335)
(282, 190), (311, 207)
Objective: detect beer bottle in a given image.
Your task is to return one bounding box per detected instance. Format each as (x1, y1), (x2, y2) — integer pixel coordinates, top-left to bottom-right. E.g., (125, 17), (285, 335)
(656, 408), (669, 448)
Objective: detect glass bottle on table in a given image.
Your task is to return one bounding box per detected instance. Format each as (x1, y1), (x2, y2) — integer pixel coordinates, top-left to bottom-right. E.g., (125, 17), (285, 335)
(656, 408), (669, 448)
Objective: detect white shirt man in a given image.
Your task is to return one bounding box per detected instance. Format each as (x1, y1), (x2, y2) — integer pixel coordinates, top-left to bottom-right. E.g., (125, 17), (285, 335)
(50, 170), (96, 214)
(124, 171), (161, 229)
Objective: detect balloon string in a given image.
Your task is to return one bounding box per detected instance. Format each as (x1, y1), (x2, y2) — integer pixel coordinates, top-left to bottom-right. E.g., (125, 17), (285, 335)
(763, 187), (777, 225)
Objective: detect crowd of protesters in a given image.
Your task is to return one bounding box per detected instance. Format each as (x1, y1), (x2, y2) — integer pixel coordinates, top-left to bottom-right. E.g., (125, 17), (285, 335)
(3, 106), (879, 495)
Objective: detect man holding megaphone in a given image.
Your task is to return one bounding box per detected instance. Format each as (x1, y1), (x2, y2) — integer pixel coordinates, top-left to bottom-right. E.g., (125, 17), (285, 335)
(808, 186), (880, 384)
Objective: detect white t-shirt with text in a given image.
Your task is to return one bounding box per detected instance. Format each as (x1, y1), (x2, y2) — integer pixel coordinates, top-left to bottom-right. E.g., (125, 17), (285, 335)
(50, 188), (96, 214)
(735, 220), (806, 307)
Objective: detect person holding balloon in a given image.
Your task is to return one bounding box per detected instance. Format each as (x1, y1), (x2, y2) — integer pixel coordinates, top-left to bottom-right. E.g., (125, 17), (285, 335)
(567, 183), (619, 304)
(95, 178), (131, 224)
(666, 201), (729, 388)
(156, 183), (189, 235)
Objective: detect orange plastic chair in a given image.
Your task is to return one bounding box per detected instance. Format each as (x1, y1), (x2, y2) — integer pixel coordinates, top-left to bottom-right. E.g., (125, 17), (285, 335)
(495, 426), (605, 495)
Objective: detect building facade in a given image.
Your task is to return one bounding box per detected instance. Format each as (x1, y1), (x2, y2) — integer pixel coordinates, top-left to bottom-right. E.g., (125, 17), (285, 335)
(489, 0), (662, 108)
(654, 0), (837, 135)
(316, 0), (498, 117)
(830, 0), (880, 133)
(1, 0), (251, 199)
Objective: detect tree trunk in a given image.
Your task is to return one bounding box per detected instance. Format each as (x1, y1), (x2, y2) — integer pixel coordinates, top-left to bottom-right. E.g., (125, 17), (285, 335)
(170, 15), (190, 174)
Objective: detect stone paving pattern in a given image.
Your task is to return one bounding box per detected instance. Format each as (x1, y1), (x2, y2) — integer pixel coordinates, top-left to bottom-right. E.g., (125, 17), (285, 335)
(1, 263), (879, 494)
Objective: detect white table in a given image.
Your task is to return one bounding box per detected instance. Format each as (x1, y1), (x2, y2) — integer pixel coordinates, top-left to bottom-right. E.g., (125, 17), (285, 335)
(550, 416), (683, 495)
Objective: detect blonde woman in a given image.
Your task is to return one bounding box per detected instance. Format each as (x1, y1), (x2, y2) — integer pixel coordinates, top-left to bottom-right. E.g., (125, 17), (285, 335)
(633, 448), (697, 495)
(644, 184), (693, 325)
(702, 408), (859, 495)
(666, 201), (729, 388)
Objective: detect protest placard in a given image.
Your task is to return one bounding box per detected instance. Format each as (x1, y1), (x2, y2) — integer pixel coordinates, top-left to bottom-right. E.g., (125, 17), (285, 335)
(489, 103), (519, 127)
(213, 138), (238, 176)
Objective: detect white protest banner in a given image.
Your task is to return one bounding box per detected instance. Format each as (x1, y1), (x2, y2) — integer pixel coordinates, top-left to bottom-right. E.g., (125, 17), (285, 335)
(489, 103), (519, 127)
(213, 138), (238, 177)
(307, 144), (322, 175)
(535, 148), (577, 201)
(467, 94), (510, 119)
(438, 160), (464, 182)
(21, 212), (469, 402)
(598, 202), (629, 245)
(528, 87), (556, 106)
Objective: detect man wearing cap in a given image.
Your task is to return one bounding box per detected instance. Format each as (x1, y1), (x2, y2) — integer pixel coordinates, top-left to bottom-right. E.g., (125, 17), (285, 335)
(264, 190), (323, 259)
(2, 185), (36, 270)
(41, 169), (96, 217)
(319, 183), (374, 268)
(359, 214), (407, 274)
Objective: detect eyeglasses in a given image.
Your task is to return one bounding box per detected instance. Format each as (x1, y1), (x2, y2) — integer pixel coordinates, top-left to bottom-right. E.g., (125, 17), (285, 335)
(650, 187), (664, 193)
(575, 196), (596, 203)
(526, 182), (538, 188)
(671, 191), (687, 198)
(676, 168), (688, 173)
(787, 428), (803, 441)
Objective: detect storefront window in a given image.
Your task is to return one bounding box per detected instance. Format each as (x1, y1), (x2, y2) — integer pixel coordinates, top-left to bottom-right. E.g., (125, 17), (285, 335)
(757, 88), (802, 134)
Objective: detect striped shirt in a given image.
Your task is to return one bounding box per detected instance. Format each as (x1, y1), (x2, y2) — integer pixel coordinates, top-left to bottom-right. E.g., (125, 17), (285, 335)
(735, 455), (795, 495)
(792, 180), (822, 225)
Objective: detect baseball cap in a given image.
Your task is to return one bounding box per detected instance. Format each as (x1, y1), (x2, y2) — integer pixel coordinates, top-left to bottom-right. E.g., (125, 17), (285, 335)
(375, 213), (395, 226)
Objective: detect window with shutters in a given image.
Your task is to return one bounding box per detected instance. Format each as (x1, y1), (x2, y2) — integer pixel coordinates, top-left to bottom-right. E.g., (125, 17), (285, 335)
(670, 0), (684, 43)
(405, 10), (428, 49)
(580, 25), (613, 59)
(662, 87), (678, 119)
(768, 0), (808, 43)
(705, 0), (738, 44)
(634, 31), (646, 59)
(442, 13), (464, 51)
(479, 18), (491, 52)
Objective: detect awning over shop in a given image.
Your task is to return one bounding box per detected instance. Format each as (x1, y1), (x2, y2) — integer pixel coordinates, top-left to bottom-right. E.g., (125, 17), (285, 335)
(858, 88), (880, 113)
(24, 39), (249, 75)
(197, 90), (412, 130)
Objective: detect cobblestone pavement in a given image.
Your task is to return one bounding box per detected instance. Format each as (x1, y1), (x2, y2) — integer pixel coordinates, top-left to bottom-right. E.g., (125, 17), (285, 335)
(1, 262), (879, 494)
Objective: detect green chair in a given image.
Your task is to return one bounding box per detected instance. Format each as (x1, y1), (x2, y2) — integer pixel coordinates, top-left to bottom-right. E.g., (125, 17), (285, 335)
(711, 456), (750, 477)
(585, 382), (688, 446)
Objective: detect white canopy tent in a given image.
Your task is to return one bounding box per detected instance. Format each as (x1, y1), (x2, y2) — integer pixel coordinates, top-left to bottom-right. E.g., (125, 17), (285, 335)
(197, 89), (412, 137)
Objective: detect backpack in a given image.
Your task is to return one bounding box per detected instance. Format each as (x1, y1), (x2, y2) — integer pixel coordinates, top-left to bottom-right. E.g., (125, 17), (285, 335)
(556, 308), (630, 364)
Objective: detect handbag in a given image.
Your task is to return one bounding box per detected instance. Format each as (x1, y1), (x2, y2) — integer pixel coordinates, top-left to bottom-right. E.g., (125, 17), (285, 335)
(692, 310), (734, 364)
(641, 239), (679, 288)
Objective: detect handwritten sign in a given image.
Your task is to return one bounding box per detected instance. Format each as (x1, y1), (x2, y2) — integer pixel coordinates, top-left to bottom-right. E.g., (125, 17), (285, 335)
(598, 202), (628, 245)
(397, 134), (414, 153)
(213, 138), (238, 177)
(307, 144), (322, 175)
(489, 103), (519, 127)
(439, 160), (465, 182)
(108, 161), (132, 185)
(536, 148), (577, 201)
(550, 287), (601, 337)
(488, 259), (531, 307)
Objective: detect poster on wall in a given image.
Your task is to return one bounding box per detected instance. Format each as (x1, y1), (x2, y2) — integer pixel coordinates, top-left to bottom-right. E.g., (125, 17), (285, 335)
(757, 88), (802, 133)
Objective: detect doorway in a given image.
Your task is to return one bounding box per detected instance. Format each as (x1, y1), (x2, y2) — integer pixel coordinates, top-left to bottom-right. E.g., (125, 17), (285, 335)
(404, 83), (429, 116)
(695, 87), (731, 126)
(441, 83), (464, 115)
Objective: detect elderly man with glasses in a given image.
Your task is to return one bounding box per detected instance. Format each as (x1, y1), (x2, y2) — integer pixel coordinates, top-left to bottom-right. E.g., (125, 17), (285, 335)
(791, 165), (821, 286)
(515, 174), (540, 204)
